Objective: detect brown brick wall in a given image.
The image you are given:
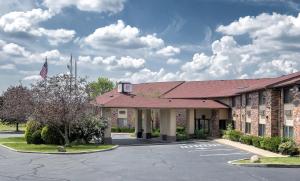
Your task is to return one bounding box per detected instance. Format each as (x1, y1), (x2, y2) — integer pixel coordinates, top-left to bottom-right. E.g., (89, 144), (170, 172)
(265, 89), (280, 137)
(292, 86), (300, 145)
(111, 108), (135, 128)
(211, 109), (220, 137)
(176, 109), (186, 127)
(250, 92), (259, 136)
(241, 94), (246, 133)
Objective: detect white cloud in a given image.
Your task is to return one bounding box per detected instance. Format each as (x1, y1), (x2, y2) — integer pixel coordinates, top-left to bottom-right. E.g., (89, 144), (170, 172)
(38, 28), (76, 45)
(180, 13), (300, 80)
(166, 58), (181, 65)
(0, 8), (53, 33)
(0, 0), (35, 16)
(2, 43), (31, 57)
(84, 20), (164, 50)
(0, 8), (75, 45)
(0, 64), (16, 70)
(157, 46), (180, 57)
(23, 75), (42, 81)
(122, 68), (179, 83)
(42, 0), (125, 14)
(78, 55), (145, 70)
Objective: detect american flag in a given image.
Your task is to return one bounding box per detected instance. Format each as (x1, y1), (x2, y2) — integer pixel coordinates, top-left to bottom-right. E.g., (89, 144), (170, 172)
(40, 59), (48, 79)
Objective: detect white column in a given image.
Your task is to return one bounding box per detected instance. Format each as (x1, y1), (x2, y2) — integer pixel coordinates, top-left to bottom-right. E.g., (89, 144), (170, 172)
(186, 109), (195, 135)
(102, 108), (112, 144)
(160, 109), (176, 142)
(142, 109), (152, 139)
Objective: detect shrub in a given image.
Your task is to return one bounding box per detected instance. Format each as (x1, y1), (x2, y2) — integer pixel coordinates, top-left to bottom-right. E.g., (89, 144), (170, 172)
(72, 115), (108, 144)
(278, 140), (299, 156)
(251, 136), (263, 148)
(260, 137), (281, 152)
(240, 135), (253, 145)
(176, 132), (189, 141)
(41, 126), (63, 145)
(151, 128), (160, 138)
(195, 129), (207, 139)
(176, 127), (185, 134)
(223, 129), (242, 141)
(31, 130), (44, 144)
(25, 120), (42, 144)
(222, 123), (242, 141)
(111, 127), (135, 133)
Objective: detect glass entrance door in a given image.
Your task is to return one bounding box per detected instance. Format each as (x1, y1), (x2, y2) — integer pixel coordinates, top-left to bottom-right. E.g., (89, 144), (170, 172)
(195, 119), (210, 134)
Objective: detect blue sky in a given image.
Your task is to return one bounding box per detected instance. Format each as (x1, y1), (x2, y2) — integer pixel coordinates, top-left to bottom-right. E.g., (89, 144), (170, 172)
(0, 0), (300, 92)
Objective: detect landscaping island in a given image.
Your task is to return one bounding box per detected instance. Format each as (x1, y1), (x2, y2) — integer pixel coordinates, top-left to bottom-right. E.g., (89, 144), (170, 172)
(235, 157), (300, 165)
(0, 137), (115, 154)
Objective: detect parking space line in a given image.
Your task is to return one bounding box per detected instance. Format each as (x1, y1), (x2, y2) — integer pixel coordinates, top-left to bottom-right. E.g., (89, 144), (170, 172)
(192, 148), (235, 151)
(198, 152), (249, 157)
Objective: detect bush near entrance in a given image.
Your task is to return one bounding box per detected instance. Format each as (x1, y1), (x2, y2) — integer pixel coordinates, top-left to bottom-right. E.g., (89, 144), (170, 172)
(111, 127), (135, 133)
(223, 124), (299, 156)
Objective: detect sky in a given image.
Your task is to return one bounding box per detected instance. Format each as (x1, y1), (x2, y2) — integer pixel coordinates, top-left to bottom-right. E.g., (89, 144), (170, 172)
(1, 0), (300, 92)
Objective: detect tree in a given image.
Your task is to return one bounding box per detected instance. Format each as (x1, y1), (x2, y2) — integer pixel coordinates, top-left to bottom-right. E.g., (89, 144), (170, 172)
(0, 85), (33, 131)
(89, 77), (114, 98)
(31, 74), (89, 145)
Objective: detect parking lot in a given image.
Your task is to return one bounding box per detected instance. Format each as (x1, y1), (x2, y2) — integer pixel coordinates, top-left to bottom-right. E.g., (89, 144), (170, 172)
(0, 139), (300, 181)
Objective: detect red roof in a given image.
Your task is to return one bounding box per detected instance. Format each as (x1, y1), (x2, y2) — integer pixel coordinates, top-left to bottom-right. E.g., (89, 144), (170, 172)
(163, 78), (274, 98)
(95, 71), (300, 108)
(96, 93), (228, 109)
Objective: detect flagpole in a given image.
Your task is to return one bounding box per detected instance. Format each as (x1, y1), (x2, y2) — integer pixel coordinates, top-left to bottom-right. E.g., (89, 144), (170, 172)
(70, 54), (73, 96)
(75, 58), (77, 90)
(45, 56), (47, 94)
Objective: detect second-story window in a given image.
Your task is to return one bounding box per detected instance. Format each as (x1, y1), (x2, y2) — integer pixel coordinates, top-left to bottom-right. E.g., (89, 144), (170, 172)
(246, 93), (251, 106)
(232, 97), (236, 107)
(283, 87), (293, 104)
(259, 91), (266, 105)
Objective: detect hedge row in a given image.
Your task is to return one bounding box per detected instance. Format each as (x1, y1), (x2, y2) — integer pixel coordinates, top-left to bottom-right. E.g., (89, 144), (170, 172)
(223, 128), (299, 156)
(111, 127), (135, 133)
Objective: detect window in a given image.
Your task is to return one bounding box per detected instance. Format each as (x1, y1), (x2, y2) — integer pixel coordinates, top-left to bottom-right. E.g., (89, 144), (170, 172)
(246, 94), (251, 106)
(117, 118), (128, 127)
(119, 110), (126, 115)
(245, 122), (251, 134)
(232, 97), (236, 107)
(259, 124), (265, 136)
(283, 87), (293, 104)
(259, 110), (265, 116)
(284, 110), (293, 119)
(259, 91), (266, 105)
(247, 110), (251, 118)
(232, 96), (241, 107)
(283, 126), (294, 138)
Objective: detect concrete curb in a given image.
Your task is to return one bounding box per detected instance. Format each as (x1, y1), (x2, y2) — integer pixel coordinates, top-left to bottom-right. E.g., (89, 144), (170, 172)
(228, 158), (300, 168)
(0, 144), (119, 155)
(214, 139), (285, 157)
(116, 139), (210, 146)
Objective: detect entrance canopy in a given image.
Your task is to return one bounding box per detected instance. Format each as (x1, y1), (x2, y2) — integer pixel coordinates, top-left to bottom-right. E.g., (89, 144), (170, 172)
(95, 92), (228, 109)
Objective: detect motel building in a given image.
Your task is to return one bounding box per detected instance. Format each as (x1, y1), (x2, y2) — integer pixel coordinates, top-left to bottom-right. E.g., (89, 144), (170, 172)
(95, 71), (300, 145)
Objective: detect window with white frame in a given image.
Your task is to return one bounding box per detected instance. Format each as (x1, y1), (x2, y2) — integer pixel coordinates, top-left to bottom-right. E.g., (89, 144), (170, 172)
(259, 91), (266, 105)
(259, 124), (265, 136)
(283, 87), (293, 104)
(283, 126), (294, 138)
(284, 110), (293, 119)
(245, 122), (251, 134)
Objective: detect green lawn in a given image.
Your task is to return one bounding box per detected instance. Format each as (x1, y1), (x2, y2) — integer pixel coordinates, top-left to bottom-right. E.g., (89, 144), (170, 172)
(0, 137), (115, 153)
(0, 122), (25, 132)
(236, 157), (300, 165)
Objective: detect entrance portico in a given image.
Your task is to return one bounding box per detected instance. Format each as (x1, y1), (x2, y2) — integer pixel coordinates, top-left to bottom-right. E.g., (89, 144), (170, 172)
(95, 89), (229, 143)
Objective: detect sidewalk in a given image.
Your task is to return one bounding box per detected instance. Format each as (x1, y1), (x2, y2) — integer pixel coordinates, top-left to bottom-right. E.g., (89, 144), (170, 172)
(214, 139), (285, 157)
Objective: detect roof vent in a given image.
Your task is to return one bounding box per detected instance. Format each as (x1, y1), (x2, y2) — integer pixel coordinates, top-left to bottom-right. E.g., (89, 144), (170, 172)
(117, 82), (133, 94)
